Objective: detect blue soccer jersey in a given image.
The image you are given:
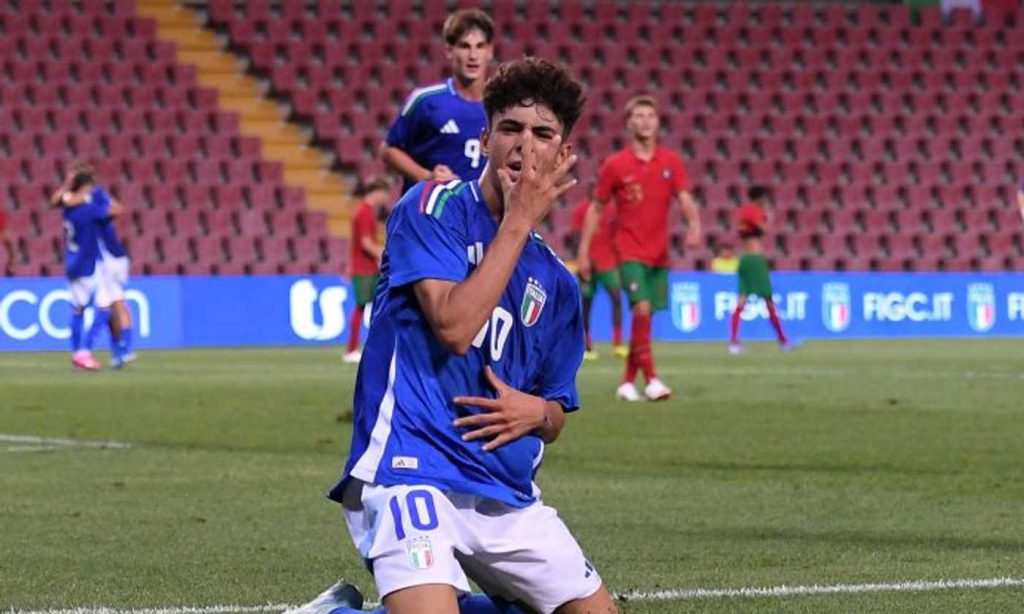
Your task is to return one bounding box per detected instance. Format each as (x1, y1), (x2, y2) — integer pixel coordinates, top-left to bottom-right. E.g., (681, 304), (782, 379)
(386, 78), (489, 193)
(97, 191), (127, 259)
(331, 180), (584, 508)
(63, 187), (111, 279)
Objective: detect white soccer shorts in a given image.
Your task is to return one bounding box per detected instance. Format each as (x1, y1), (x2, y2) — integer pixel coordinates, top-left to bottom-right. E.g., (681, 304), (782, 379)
(342, 481), (603, 614)
(95, 256), (130, 309)
(68, 275), (98, 309)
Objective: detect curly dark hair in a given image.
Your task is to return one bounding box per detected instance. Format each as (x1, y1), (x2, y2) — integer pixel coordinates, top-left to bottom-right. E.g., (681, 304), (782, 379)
(483, 57), (585, 136)
(442, 9), (494, 45)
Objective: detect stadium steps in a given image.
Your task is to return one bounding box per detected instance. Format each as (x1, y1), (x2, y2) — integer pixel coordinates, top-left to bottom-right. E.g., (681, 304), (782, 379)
(133, 0), (354, 237)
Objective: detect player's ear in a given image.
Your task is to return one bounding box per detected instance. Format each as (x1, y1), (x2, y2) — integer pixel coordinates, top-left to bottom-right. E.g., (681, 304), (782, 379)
(481, 129), (491, 156)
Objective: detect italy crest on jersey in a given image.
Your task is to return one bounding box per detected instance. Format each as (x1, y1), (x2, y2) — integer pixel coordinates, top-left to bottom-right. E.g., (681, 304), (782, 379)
(967, 283), (996, 332)
(520, 277), (546, 327)
(822, 282), (851, 333)
(670, 282), (701, 332)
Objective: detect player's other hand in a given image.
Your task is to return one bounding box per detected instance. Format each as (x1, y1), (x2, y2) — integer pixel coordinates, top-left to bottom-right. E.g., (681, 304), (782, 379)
(453, 366), (546, 452)
(431, 165), (456, 182)
(577, 258), (592, 281)
(685, 227), (702, 249)
(498, 132), (577, 230)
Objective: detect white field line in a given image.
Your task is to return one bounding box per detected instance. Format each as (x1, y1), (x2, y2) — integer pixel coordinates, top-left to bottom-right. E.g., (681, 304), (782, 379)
(7, 576), (1024, 614)
(0, 433), (132, 452)
(615, 576), (1024, 602)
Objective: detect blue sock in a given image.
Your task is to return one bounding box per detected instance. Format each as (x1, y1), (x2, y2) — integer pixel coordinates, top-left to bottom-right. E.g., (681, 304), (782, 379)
(458, 593), (525, 614)
(325, 594), (521, 614)
(85, 309), (111, 353)
(70, 311), (85, 353)
(119, 326), (133, 354)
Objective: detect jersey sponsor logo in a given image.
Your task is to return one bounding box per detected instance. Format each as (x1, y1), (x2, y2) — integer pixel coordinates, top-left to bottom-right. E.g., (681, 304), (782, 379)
(520, 277), (547, 327)
(670, 282), (701, 332)
(822, 282), (852, 332)
(439, 119), (460, 134)
(967, 283), (996, 332)
(407, 536), (435, 570)
(289, 279), (348, 341)
(392, 456), (419, 470)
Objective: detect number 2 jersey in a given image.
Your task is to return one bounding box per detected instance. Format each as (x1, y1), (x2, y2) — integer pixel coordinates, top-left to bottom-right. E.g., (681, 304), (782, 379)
(385, 78), (488, 193)
(63, 187), (111, 280)
(331, 180), (584, 508)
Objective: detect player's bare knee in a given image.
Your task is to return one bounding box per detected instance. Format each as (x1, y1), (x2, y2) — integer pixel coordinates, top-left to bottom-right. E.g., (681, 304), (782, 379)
(382, 583), (459, 614)
(633, 301), (652, 317)
(554, 586), (619, 614)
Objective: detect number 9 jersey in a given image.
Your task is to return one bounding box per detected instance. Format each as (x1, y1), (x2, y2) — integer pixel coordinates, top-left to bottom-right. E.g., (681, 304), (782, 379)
(332, 179), (585, 509)
(385, 78), (489, 193)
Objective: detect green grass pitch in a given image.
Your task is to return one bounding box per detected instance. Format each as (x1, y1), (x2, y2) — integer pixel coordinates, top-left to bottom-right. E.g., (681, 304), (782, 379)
(2, 340), (1024, 612)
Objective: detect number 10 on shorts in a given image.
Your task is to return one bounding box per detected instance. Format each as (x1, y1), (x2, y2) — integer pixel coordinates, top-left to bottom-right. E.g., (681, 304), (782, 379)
(389, 489), (439, 540)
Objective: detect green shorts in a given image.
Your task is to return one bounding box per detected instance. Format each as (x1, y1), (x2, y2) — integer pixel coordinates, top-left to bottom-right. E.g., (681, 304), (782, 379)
(619, 261), (669, 311)
(737, 253), (773, 298)
(578, 268), (621, 300)
(352, 274), (379, 306)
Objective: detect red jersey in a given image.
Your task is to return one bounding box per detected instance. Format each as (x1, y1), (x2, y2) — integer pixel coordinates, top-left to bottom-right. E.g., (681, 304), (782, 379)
(735, 203), (767, 239)
(350, 201), (380, 275)
(595, 146), (690, 267)
(0, 208), (7, 232)
(572, 200), (618, 272)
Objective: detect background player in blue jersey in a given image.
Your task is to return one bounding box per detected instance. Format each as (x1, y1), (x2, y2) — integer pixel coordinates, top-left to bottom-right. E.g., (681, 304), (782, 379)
(293, 59), (619, 614)
(52, 165), (121, 371)
(87, 177), (137, 369)
(381, 9), (492, 192)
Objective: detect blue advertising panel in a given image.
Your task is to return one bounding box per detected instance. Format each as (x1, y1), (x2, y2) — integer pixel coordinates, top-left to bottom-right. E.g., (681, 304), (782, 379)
(0, 276), (183, 352)
(2, 273), (1022, 351)
(584, 272), (1024, 342)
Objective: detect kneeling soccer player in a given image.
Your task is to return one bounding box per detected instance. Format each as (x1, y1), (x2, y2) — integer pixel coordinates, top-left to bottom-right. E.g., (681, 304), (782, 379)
(290, 58), (618, 614)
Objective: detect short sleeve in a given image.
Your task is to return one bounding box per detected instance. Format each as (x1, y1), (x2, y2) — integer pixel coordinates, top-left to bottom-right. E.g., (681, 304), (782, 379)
(672, 153), (690, 192)
(89, 188), (112, 220)
(387, 182), (469, 288)
(539, 273), (584, 412)
(594, 158), (617, 203)
(385, 89), (423, 150)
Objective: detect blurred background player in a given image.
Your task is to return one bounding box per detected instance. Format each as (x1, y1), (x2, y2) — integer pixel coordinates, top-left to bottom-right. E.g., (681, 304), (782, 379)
(579, 95), (701, 402)
(52, 165), (121, 371)
(87, 175), (136, 369)
(343, 176), (391, 364)
(728, 185), (791, 354)
(0, 205), (15, 276)
(572, 191), (626, 360)
(381, 9), (493, 192)
(710, 244), (739, 274)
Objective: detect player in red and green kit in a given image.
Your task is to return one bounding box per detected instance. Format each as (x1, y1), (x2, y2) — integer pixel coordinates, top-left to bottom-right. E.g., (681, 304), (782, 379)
(344, 177), (392, 364)
(572, 196), (626, 360)
(579, 96), (701, 402)
(728, 185), (792, 354)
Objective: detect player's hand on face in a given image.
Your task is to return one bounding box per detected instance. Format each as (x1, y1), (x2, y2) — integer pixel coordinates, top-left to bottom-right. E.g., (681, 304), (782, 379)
(498, 132), (577, 230)
(452, 366), (547, 452)
(431, 165), (456, 182)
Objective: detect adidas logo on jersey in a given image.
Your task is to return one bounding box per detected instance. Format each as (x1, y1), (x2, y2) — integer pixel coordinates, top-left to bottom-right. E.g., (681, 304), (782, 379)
(439, 119), (460, 134)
